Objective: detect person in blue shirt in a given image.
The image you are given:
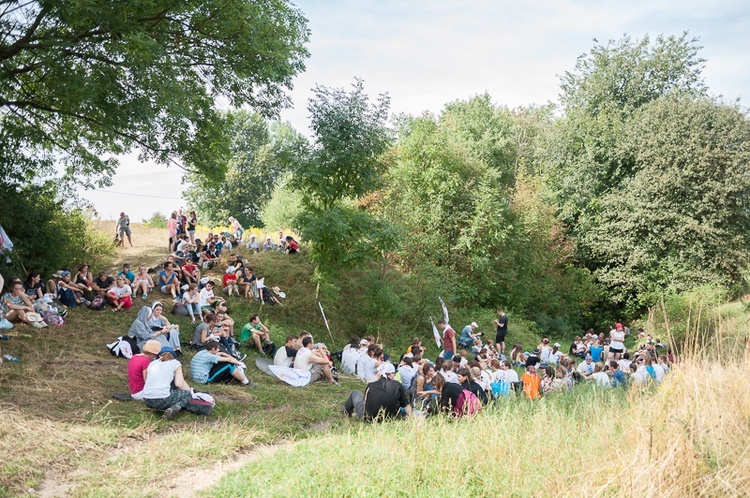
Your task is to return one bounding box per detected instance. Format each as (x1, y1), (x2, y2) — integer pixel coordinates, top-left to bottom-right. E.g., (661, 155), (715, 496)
(609, 361), (627, 387)
(589, 340), (604, 363)
(458, 322), (481, 349)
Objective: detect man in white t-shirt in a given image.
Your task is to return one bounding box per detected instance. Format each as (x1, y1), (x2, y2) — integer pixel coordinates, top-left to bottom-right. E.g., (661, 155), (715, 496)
(547, 343), (564, 365)
(198, 280), (223, 313)
(295, 336), (337, 385)
(340, 337), (363, 375)
(273, 334), (299, 368)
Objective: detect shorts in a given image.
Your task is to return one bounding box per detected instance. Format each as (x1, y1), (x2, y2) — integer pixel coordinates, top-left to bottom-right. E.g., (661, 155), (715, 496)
(160, 285), (173, 293)
(495, 331), (507, 343)
(442, 350), (455, 360)
(309, 363), (324, 383)
(119, 226), (131, 237)
(206, 362), (236, 383)
(609, 347), (623, 354)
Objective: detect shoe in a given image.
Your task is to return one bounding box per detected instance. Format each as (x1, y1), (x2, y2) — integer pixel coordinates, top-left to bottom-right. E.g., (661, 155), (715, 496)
(162, 405), (180, 420)
(142, 293), (147, 299)
(238, 353), (247, 362)
(245, 381), (258, 388)
(173, 296), (181, 302)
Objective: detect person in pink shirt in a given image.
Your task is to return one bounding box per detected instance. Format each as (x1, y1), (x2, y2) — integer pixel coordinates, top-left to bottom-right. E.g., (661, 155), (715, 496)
(167, 211), (178, 252)
(128, 340), (161, 400)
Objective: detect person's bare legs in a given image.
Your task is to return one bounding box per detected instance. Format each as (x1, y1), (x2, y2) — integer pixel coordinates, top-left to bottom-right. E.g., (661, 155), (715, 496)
(252, 332), (263, 352)
(231, 368), (248, 383)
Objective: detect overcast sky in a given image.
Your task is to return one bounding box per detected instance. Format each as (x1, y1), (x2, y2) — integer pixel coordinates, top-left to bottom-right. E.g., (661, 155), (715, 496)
(81, 0), (750, 221)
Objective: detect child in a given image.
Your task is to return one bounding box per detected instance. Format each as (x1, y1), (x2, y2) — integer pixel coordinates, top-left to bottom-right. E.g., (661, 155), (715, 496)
(222, 267), (239, 297)
(182, 283), (200, 322)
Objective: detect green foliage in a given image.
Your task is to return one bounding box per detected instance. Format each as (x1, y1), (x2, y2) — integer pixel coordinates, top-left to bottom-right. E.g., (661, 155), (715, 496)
(291, 79), (395, 273)
(291, 79), (391, 211)
(0, 183), (113, 281)
(184, 112), (304, 228)
(578, 97), (750, 310)
(0, 0), (310, 188)
(143, 212), (168, 229)
(260, 173), (303, 230)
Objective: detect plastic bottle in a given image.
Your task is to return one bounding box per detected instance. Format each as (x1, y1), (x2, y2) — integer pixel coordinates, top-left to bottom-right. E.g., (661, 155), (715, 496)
(2, 354), (19, 362)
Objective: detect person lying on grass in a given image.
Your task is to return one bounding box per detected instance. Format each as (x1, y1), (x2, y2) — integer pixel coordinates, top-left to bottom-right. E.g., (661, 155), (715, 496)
(141, 346), (203, 420)
(344, 362), (411, 421)
(128, 340), (161, 400)
(189, 340), (255, 387)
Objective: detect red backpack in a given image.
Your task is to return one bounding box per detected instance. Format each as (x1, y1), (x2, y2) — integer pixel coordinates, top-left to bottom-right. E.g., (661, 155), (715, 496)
(454, 389), (482, 417)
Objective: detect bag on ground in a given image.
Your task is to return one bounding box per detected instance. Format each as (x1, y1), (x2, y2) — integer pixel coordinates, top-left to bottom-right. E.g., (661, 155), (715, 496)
(187, 390), (215, 416)
(454, 389), (482, 417)
(107, 335), (140, 359)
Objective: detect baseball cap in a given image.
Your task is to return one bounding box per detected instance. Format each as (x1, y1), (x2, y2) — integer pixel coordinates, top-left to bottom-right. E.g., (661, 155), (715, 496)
(377, 362), (396, 376)
(554, 342), (561, 348)
(158, 346), (176, 358)
(471, 322), (478, 328)
(615, 323), (623, 330)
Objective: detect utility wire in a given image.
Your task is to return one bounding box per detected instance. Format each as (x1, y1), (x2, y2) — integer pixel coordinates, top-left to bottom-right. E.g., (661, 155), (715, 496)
(90, 189), (183, 201)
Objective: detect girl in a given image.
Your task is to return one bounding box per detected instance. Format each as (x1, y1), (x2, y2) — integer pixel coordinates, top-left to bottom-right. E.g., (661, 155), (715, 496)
(182, 283), (200, 322)
(132, 265), (155, 299)
(141, 346), (207, 419)
(167, 211), (178, 252)
(23, 273), (44, 301)
(187, 211), (197, 244)
(107, 276), (133, 312)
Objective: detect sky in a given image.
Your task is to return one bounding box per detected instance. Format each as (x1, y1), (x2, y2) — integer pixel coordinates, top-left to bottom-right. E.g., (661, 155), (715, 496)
(81, 0), (750, 221)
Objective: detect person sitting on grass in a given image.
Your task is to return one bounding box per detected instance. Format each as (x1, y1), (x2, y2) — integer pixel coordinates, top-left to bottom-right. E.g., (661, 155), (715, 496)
(198, 280), (224, 314)
(141, 346), (204, 420)
(1, 279), (35, 325)
(577, 354), (595, 378)
(128, 303), (181, 352)
(284, 235), (299, 254)
(92, 270), (115, 297)
(107, 275), (133, 312)
(182, 283), (200, 323)
(117, 263), (135, 286)
(214, 308), (235, 338)
(23, 272), (44, 301)
(181, 258), (201, 287)
(246, 234), (260, 253)
(235, 262), (257, 300)
(158, 262), (181, 301)
(190, 340), (254, 387)
(57, 270), (86, 307)
(132, 265), (155, 299)
(240, 314), (271, 353)
(273, 334), (299, 368)
(295, 336), (338, 385)
(344, 362), (411, 421)
(128, 340), (161, 400)
(222, 267), (239, 297)
(190, 313), (217, 350)
(521, 364), (541, 400)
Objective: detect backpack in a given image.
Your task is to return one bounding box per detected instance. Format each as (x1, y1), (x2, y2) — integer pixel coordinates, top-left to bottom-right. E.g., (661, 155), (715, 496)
(88, 294), (106, 311)
(454, 389), (482, 417)
(172, 302), (189, 316)
(187, 390), (215, 416)
(58, 288), (77, 307)
(262, 340), (277, 357)
(107, 336), (140, 359)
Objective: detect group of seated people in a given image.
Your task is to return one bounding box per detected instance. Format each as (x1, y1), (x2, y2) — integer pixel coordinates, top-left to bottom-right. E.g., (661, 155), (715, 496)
(245, 231), (299, 255)
(338, 322), (675, 421)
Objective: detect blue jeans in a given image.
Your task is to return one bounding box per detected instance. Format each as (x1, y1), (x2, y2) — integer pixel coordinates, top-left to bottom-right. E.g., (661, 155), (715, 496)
(442, 350), (455, 360)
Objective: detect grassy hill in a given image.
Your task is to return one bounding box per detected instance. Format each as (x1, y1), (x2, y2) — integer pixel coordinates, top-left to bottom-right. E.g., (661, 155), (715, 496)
(1, 222), (748, 497)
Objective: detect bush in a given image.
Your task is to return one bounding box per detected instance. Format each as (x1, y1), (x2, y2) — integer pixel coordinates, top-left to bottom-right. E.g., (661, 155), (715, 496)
(0, 183), (114, 284)
(143, 212), (168, 229)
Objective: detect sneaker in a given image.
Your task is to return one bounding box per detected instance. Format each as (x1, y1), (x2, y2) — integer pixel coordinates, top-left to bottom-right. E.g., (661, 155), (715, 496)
(245, 381), (258, 388)
(162, 405), (180, 420)
(142, 293), (147, 299)
(173, 296), (181, 302)
(238, 353), (247, 362)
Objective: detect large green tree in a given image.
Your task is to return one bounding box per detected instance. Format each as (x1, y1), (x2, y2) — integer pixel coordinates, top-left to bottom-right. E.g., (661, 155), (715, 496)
(0, 0), (309, 188)
(291, 79), (397, 270)
(183, 112), (305, 228)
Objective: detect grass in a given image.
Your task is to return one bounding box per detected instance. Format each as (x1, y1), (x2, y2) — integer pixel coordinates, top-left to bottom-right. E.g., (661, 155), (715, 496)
(2, 221), (749, 497)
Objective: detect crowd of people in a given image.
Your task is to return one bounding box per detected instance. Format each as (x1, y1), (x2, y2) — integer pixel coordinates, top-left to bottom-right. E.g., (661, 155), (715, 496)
(1, 217), (675, 421)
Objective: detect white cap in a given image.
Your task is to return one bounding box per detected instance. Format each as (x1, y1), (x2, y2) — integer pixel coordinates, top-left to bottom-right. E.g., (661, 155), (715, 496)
(377, 362), (396, 376)
(471, 322), (478, 328)
(554, 342), (561, 348)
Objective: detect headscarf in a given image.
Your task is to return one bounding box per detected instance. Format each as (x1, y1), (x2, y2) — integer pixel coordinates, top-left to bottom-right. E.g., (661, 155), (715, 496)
(128, 306), (154, 348)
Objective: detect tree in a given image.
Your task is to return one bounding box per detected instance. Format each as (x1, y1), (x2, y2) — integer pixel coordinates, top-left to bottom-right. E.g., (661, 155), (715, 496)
(183, 112), (305, 228)
(578, 96), (750, 310)
(0, 0), (310, 188)
(291, 79), (395, 269)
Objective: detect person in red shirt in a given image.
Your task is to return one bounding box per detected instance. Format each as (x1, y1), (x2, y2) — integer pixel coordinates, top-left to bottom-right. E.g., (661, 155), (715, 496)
(438, 319), (456, 360)
(128, 340), (161, 400)
(181, 260), (201, 286)
(222, 268), (239, 297)
(285, 235), (299, 254)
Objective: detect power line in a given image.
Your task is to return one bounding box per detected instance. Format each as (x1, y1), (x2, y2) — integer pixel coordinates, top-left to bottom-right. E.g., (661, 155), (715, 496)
(90, 189), (183, 201)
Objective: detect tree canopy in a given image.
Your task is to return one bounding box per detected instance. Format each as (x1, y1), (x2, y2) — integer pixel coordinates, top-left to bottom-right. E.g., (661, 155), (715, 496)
(0, 0), (310, 188)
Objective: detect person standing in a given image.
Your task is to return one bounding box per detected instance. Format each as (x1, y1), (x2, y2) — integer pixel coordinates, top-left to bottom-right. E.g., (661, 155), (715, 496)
(167, 212), (178, 252)
(116, 212), (133, 247)
(229, 217), (244, 243)
(187, 210), (197, 244)
(438, 319), (456, 360)
(494, 308), (508, 356)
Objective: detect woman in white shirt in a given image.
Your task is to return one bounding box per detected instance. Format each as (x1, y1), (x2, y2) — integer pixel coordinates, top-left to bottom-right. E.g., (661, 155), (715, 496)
(141, 346), (201, 419)
(107, 276), (133, 312)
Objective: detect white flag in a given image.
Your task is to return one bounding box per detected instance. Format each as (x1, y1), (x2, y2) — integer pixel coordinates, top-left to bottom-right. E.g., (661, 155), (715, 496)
(439, 297), (449, 324)
(430, 316), (441, 348)
(0, 226), (13, 253)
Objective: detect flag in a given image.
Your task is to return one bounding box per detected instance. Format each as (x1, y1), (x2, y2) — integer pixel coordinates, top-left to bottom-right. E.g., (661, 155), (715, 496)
(439, 297), (449, 324)
(268, 365), (312, 387)
(0, 226), (12, 253)
(430, 316), (441, 348)
(318, 301), (331, 334)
